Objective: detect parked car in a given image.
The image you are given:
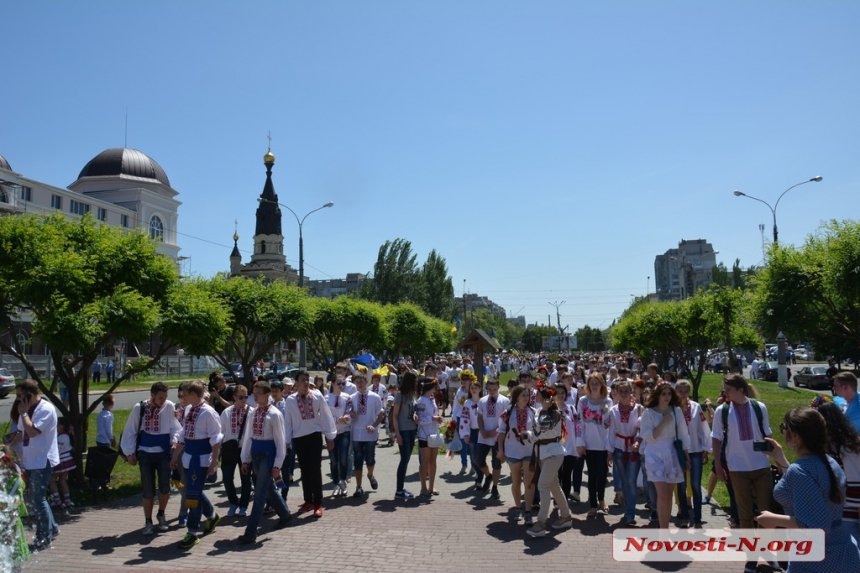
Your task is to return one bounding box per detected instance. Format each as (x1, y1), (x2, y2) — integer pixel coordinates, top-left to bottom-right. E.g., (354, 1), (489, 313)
(760, 361), (791, 382)
(0, 368), (16, 398)
(793, 366), (832, 390)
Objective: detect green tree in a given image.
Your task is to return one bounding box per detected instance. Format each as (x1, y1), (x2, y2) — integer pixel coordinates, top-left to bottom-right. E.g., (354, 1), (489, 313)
(419, 249), (455, 321)
(0, 214), (229, 460)
(205, 276), (310, 386)
(521, 325), (558, 353)
(361, 238), (420, 305)
(575, 325), (605, 352)
(611, 301), (684, 368)
(305, 297), (387, 364)
(751, 220), (860, 364)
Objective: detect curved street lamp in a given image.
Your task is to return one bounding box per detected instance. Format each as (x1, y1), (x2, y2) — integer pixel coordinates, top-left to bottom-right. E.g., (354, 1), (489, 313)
(258, 198), (334, 366)
(733, 176), (823, 246)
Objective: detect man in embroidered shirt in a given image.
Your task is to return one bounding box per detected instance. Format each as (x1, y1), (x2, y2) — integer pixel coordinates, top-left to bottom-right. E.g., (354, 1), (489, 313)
(834, 372), (860, 433)
(284, 371), (336, 517)
(237, 380), (291, 545)
(120, 382), (181, 536)
(476, 378), (510, 499)
(171, 380), (223, 549)
(349, 372), (385, 499)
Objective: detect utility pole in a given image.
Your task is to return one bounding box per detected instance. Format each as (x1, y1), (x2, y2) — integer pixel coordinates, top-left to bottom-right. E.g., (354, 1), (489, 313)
(549, 301), (565, 352)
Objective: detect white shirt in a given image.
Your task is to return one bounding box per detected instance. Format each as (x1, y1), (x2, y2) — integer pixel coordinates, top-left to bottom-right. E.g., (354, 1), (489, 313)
(477, 394), (511, 446)
(640, 406), (690, 452)
(177, 402), (223, 470)
(220, 403), (250, 443)
(680, 401), (712, 454)
(349, 391), (384, 442)
(240, 404), (287, 468)
(284, 390), (337, 443)
(326, 391), (352, 435)
(19, 398), (60, 470)
(415, 395), (440, 440)
(711, 400), (772, 472)
(369, 382), (389, 405)
(605, 403), (643, 452)
(120, 399), (181, 456)
(500, 405), (537, 460)
(451, 386), (469, 420)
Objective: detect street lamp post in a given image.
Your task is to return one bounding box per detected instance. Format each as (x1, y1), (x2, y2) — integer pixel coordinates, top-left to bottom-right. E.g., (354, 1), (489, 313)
(733, 177), (822, 389)
(258, 198), (334, 368)
(733, 176), (823, 246)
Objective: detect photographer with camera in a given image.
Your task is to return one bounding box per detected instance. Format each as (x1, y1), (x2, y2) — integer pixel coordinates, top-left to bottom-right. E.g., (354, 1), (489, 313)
(712, 374), (777, 573)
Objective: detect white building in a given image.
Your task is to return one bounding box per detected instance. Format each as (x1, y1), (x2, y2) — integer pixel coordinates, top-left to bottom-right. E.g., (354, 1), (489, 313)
(0, 148), (181, 263)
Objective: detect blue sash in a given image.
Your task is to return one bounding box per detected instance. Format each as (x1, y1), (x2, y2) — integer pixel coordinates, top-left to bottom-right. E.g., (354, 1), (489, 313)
(184, 438), (212, 456)
(251, 439), (276, 457)
(139, 431), (171, 452)
(184, 438), (210, 508)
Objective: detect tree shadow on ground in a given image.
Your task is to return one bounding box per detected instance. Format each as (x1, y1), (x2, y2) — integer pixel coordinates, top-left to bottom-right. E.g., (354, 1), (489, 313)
(80, 528), (156, 556)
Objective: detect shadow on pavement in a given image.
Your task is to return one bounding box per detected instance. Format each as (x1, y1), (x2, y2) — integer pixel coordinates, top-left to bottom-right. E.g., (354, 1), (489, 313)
(81, 528), (155, 555)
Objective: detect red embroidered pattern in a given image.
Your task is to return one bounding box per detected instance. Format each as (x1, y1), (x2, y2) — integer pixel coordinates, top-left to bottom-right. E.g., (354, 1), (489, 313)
(143, 403), (160, 433)
(358, 392), (367, 415)
(487, 396), (497, 417)
(184, 404), (203, 439)
(619, 405), (633, 424)
(231, 406), (246, 435)
(683, 403), (692, 424)
(516, 407), (528, 432)
(253, 405), (269, 437)
(297, 393), (315, 421)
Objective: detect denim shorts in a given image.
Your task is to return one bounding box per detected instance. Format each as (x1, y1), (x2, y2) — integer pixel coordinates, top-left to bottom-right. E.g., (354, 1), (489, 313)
(353, 440), (377, 469)
(138, 450), (171, 498)
(506, 456), (525, 465)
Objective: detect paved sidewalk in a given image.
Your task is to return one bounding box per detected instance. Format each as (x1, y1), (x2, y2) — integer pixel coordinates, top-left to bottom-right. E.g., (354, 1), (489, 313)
(24, 441), (738, 573)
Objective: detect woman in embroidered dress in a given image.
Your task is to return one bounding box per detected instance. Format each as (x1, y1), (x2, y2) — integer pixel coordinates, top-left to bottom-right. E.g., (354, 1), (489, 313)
(578, 372), (613, 517)
(524, 385), (574, 537)
(605, 381), (643, 525)
(674, 379), (711, 528)
(639, 382), (689, 529)
(326, 375), (352, 498)
(555, 381), (583, 503)
(498, 386), (537, 524)
(415, 377), (442, 497)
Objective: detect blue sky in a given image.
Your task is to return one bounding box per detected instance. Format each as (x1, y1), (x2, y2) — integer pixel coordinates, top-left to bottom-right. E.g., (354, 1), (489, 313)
(3, 1), (858, 331)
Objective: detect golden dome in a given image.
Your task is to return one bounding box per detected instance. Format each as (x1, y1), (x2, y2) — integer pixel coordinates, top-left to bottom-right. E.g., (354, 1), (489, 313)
(233, 230), (239, 242)
(263, 150), (275, 165)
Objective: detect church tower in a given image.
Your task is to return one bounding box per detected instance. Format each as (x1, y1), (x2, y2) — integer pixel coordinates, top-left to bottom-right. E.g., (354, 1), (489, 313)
(250, 148), (285, 268)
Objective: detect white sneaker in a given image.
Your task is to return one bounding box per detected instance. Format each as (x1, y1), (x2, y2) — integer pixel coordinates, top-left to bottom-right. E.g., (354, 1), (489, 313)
(526, 523), (549, 537)
(332, 484), (342, 497)
(142, 522), (156, 536)
(156, 513), (169, 532)
(338, 480), (347, 496)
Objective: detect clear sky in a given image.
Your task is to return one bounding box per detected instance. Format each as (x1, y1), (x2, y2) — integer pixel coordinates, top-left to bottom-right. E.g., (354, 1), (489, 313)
(3, 1), (857, 331)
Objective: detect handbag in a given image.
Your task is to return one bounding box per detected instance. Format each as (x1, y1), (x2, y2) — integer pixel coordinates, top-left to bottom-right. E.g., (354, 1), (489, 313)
(672, 409), (687, 472)
(427, 433), (445, 448)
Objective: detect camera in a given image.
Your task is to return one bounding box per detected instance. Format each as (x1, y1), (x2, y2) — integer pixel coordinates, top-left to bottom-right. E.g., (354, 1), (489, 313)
(753, 441), (774, 452)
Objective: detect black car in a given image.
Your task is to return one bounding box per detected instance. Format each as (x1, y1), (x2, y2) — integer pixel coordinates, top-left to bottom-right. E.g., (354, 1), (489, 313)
(760, 361), (791, 382)
(793, 366), (832, 390)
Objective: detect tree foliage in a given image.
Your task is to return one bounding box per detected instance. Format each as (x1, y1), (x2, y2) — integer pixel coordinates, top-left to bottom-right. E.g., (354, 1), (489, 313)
(521, 325), (559, 353)
(305, 297), (387, 363)
(204, 275), (309, 385)
(575, 325), (605, 352)
(419, 249), (455, 321)
(0, 214), (228, 459)
(360, 238), (420, 305)
(751, 220), (860, 364)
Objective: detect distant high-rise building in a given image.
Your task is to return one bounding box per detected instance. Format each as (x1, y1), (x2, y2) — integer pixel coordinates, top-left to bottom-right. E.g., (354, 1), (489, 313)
(654, 239), (717, 301)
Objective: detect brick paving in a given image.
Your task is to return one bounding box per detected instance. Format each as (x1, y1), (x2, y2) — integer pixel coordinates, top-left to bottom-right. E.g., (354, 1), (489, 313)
(23, 440), (739, 573)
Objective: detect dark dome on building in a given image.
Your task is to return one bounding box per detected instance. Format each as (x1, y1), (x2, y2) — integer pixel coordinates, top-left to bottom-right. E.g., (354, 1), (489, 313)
(77, 148), (170, 186)
(0, 154), (11, 171)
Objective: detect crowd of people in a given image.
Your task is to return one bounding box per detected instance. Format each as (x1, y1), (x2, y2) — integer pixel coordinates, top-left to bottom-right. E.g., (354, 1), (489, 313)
(4, 352), (860, 572)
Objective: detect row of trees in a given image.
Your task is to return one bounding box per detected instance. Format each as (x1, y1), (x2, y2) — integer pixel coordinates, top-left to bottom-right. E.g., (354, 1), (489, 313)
(0, 215), (455, 463)
(611, 219), (860, 397)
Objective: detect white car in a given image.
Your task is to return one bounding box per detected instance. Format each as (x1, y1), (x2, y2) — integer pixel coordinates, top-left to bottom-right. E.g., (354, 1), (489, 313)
(0, 368), (16, 398)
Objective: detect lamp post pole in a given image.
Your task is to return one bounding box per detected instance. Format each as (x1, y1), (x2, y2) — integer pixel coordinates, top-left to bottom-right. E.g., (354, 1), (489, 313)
(733, 176), (822, 388)
(259, 198), (334, 368)
(733, 176), (822, 247)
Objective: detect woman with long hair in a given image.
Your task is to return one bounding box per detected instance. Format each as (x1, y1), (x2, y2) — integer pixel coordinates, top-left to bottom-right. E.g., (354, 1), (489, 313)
(556, 380), (584, 502)
(816, 401), (860, 542)
(674, 379), (711, 528)
(525, 385), (573, 537)
(757, 408), (860, 572)
(459, 377), (483, 485)
(577, 372), (613, 517)
(640, 382), (689, 529)
(391, 371), (418, 499)
(605, 380), (643, 526)
(415, 377), (442, 497)
(498, 385), (537, 524)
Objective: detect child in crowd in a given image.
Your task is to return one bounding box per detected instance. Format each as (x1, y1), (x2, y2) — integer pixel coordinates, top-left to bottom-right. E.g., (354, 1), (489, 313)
(50, 419), (76, 511)
(96, 394), (116, 448)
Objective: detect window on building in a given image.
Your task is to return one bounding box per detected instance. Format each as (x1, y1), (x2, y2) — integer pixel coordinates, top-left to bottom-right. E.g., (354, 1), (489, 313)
(149, 215), (164, 241)
(51, 194), (63, 210)
(70, 200), (90, 216)
(121, 214), (129, 228)
(97, 207), (107, 222)
(20, 186), (32, 202)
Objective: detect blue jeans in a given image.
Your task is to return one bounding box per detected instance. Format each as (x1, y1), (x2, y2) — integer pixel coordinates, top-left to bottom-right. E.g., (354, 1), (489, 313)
(27, 461), (58, 545)
(353, 440), (377, 470)
(330, 432), (351, 484)
(455, 418), (470, 467)
(396, 430), (416, 492)
(641, 464), (658, 521)
(613, 449), (642, 522)
(677, 452), (704, 523)
(244, 451), (290, 538)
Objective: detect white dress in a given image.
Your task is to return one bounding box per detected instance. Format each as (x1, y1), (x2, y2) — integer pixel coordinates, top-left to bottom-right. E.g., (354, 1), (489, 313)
(639, 407), (689, 484)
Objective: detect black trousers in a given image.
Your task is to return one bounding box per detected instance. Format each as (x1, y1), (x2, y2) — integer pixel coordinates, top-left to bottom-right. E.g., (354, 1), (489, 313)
(294, 432), (324, 505)
(585, 449), (608, 508)
(559, 454), (584, 497)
